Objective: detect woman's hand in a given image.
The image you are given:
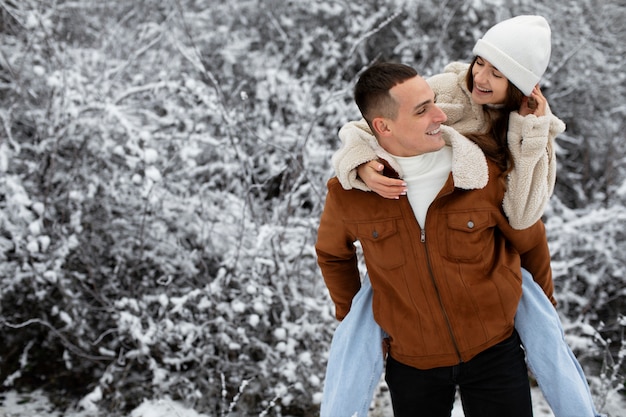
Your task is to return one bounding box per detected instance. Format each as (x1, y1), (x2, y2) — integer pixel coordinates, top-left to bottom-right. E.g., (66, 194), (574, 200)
(519, 85), (547, 117)
(357, 160), (407, 199)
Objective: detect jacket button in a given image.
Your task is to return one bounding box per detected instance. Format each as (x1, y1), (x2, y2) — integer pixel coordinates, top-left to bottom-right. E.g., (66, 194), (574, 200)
(372, 231), (379, 238)
(467, 221), (474, 229)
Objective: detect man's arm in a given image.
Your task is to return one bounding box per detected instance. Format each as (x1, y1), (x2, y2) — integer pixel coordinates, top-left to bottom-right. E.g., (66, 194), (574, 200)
(315, 179), (362, 320)
(500, 218), (556, 305)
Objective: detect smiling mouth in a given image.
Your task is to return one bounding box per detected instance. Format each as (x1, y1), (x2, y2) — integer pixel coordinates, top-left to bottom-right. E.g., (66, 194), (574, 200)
(475, 85), (492, 93)
(426, 127), (441, 135)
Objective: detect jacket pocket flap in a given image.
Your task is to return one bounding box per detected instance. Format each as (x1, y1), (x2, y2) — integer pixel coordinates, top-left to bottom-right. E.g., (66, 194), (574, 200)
(356, 220), (397, 241)
(447, 211), (490, 232)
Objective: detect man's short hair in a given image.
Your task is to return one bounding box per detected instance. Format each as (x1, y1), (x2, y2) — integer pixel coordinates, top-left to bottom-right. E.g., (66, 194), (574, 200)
(354, 62), (418, 126)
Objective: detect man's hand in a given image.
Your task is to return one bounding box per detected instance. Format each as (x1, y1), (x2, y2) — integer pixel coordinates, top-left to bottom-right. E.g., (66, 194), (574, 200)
(357, 160), (407, 199)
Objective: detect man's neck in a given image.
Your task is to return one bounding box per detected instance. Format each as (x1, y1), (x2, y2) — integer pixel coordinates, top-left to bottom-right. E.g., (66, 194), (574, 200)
(393, 147), (453, 227)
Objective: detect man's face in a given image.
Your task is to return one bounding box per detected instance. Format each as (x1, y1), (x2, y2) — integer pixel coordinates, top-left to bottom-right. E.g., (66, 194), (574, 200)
(377, 76), (447, 157)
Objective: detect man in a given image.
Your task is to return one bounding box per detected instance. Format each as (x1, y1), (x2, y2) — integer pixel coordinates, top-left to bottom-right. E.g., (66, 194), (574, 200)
(315, 62), (554, 416)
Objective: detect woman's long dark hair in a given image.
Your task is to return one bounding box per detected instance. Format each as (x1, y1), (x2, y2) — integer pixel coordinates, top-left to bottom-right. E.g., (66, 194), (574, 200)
(464, 57), (526, 186)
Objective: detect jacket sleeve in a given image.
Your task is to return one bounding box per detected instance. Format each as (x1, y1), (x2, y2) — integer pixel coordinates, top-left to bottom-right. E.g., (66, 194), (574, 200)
(426, 66), (469, 127)
(503, 107), (566, 229)
(315, 180), (362, 320)
(331, 118), (378, 192)
(500, 218), (556, 306)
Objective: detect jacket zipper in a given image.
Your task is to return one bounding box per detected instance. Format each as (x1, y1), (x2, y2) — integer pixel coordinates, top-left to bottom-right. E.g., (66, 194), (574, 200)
(421, 228), (463, 364)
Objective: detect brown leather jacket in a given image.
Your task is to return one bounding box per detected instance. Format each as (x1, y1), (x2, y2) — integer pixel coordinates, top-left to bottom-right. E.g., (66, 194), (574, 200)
(316, 138), (554, 370)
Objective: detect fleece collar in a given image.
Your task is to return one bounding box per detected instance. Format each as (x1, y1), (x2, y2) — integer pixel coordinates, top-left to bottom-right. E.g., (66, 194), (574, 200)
(368, 125), (489, 190)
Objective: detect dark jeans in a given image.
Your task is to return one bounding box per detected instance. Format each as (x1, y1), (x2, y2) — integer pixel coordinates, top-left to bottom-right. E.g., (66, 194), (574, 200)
(385, 330), (532, 417)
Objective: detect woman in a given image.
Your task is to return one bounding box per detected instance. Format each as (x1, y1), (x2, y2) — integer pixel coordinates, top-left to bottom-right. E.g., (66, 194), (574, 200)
(322, 15), (604, 417)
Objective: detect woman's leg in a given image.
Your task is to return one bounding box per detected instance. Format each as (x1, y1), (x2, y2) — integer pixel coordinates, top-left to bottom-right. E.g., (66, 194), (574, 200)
(321, 274), (385, 417)
(515, 268), (604, 417)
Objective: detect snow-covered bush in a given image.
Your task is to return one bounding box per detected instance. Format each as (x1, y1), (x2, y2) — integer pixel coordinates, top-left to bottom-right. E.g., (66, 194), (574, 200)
(0, 0), (624, 415)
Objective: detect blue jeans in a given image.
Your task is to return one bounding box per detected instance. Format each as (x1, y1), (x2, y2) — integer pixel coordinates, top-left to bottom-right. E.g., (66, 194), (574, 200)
(320, 270), (604, 417)
(320, 273), (384, 416)
(386, 331), (531, 417)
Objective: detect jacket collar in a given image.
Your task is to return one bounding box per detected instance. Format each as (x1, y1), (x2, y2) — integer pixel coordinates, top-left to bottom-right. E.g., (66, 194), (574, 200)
(371, 125), (489, 190)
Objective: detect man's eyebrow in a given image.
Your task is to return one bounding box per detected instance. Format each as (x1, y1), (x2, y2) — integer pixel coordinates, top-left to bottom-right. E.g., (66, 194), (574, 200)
(413, 98), (433, 111)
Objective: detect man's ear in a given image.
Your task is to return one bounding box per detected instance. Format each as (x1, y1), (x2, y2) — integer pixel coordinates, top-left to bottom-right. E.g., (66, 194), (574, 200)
(371, 117), (391, 137)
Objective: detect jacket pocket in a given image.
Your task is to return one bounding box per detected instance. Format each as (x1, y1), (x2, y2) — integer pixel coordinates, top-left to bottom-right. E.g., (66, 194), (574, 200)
(355, 219), (405, 269)
(444, 210), (494, 261)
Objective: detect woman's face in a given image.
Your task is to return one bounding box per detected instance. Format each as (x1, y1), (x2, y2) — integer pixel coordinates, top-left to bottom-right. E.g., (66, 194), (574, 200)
(470, 57), (509, 105)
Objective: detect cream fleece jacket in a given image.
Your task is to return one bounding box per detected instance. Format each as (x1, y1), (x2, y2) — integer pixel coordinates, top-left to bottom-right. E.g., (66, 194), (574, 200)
(333, 62), (566, 229)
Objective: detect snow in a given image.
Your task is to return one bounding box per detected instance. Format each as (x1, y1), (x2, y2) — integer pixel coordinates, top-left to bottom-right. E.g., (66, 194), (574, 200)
(1, 386), (624, 416)
(1, 1), (624, 416)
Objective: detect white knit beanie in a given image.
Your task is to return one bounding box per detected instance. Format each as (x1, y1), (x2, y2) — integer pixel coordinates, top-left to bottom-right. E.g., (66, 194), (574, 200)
(472, 15), (551, 96)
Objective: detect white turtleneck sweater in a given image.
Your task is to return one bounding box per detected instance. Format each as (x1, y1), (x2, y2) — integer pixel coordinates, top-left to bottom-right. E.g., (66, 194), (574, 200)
(392, 146), (453, 228)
